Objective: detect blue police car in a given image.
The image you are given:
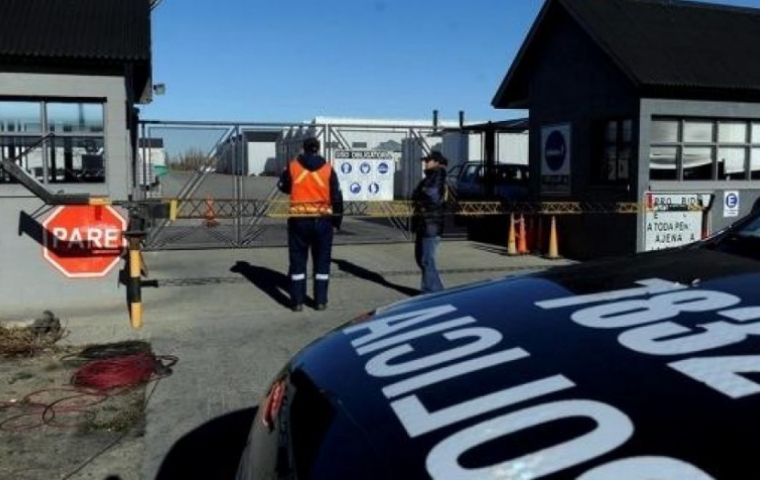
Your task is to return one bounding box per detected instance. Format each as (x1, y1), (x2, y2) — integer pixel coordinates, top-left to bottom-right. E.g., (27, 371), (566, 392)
(237, 209), (760, 479)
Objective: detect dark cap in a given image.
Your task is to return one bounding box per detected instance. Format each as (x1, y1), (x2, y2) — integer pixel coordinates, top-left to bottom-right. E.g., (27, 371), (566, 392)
(421, 151), (448, 165)
(303, 137), (320, 154)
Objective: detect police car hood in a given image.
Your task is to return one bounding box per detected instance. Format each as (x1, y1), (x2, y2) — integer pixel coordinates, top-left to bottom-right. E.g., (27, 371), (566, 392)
(284, 246), (760, 479)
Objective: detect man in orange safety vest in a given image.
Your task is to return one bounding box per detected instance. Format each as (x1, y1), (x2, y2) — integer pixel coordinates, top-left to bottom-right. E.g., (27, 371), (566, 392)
(278, 137), (343, 311)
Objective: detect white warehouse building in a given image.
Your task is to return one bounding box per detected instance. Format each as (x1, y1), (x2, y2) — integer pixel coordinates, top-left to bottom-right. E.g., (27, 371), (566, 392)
(232, 116), (528, 198)
(211, 116), (528, 198)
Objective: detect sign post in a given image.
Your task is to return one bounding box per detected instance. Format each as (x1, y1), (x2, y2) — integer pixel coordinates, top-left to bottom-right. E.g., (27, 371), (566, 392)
(540, 124), (571, 196)
(42, 205), (127, 278)
(643, 192), (708, 251)
(723, 190), (740, 218)
(335, 150), (395, 201)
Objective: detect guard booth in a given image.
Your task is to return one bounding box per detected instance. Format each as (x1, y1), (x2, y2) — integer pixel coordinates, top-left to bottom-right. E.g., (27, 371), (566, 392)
(492, 0), (760, 259)
(0, 0), (153, 315)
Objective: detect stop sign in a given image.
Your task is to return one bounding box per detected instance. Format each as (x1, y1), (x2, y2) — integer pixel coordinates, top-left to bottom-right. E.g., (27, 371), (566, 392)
(42, 205), (127, 278)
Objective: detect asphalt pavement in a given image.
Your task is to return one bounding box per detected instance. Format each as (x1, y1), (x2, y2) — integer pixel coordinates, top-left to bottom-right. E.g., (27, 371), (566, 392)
(48, 240), (571, 479)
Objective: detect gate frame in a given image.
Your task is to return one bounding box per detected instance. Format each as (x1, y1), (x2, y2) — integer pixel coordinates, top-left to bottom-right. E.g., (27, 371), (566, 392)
(135, 119), (448, 249)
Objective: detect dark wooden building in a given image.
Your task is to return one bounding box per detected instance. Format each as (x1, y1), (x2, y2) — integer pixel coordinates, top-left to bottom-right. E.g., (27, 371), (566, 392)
(493, 0), (760, 258)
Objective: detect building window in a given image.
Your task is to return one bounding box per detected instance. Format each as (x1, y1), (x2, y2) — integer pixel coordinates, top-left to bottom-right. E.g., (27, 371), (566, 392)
(0, 100), (105, 184)
(683, 146), (714, 180)
(595, 119), (632, 184)
(649, 117), (760, 181)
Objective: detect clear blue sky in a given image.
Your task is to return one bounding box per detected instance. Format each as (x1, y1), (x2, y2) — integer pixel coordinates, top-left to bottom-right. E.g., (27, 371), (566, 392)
(143, 0), (760, 123)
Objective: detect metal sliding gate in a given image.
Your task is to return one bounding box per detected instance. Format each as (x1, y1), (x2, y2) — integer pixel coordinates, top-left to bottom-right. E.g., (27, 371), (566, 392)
(134, 120), (454, 250)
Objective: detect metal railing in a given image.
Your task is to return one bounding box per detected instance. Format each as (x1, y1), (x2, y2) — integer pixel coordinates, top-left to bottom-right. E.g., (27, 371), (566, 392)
(156, 198), (667, 220)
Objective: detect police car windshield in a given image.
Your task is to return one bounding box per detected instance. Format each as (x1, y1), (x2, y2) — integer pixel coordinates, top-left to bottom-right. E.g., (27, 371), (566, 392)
(706, 211), (760, 261)
(732, 211), (760, 238)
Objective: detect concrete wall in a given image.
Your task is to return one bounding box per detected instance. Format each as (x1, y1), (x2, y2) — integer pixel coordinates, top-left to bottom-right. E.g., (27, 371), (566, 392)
(0, 72), (131, 318)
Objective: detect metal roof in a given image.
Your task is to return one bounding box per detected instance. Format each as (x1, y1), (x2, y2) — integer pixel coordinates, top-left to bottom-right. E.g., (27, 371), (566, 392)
(310, 116), (467, 128)
(493, 0), (760, 108)
(459, 118), (529, 132)
(0, 0), (151, 62)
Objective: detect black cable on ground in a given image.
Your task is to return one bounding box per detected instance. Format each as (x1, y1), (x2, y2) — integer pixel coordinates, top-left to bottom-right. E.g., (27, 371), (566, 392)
(0, 347), (178, 478)
(59, 377), (165, 480)
(67, 340), (153, 361)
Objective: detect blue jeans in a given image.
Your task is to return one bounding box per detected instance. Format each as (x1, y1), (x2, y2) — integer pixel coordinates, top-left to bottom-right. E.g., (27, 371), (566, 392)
(415, 235), (443, 293)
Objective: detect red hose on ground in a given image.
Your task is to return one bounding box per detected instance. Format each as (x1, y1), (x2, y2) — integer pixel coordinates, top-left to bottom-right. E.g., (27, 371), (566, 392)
(71, 352), (160, 391)
(0, 351), (177, 432)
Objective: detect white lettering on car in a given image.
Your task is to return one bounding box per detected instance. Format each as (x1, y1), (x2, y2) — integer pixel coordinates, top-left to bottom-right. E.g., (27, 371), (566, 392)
(577, 456), (714, 480)
(669, 356), (760, 399)
(356, 316), (477, 355)
(382, 348), (529, 398)
(570, 290), (740, 329)
(342, 304), (712, 479)
(392, 374), (574, 437)
(426, 400), (633, 480)
(535, 278), (685, 310)
(344, 304), (457, 348)
(365, 327), (502, 377)
(537, 279), (760, 400)
(619, 314), (760, 356)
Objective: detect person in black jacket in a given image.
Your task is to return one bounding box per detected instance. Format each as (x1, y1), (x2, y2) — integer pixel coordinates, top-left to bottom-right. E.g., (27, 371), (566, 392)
(278, 137), (343, 311)
(411, 151), (448, 293)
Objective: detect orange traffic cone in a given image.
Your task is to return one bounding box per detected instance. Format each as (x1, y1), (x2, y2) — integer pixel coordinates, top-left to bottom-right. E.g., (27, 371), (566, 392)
(517, 214), (528, 255)
(507, 213), (518, 256)
(204, 195), (219, 228)
(546, 216), (560, 259)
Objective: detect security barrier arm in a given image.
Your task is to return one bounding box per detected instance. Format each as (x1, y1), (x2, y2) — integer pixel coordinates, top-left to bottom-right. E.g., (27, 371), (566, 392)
(167, 198), (651, 219)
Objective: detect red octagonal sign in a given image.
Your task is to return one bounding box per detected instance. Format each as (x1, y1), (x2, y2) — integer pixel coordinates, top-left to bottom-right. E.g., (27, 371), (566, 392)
(42, 205), (127, 278)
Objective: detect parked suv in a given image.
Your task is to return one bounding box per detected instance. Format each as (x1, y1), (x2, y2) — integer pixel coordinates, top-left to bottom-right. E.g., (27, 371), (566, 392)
(449, 161), (529, 201)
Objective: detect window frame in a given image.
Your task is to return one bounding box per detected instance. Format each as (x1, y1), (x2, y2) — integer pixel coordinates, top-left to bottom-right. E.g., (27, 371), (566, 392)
(0, 98), (106, 185)
(649, 117), (760, 182)
(593, 118), (634, 185)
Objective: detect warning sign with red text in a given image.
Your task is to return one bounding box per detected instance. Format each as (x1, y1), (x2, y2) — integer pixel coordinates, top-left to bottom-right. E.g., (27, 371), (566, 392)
(42, 205), (127, 278)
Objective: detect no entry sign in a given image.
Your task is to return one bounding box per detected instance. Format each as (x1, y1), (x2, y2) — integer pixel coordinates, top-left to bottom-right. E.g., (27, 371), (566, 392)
(42, 205), (127, 278)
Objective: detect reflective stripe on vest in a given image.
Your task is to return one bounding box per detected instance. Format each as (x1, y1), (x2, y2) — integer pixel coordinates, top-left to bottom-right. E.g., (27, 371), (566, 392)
(289, 160), (333, 215)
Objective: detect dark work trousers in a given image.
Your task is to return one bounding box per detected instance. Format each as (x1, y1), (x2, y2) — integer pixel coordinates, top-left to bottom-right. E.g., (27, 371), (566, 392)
(287, 217), (334, 306)
(415, 234), (444, 293)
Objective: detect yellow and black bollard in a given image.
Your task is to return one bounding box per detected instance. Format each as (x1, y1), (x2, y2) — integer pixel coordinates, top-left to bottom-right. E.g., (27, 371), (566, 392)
(169, 199), (178, 222)
(125, 232), (146, 329)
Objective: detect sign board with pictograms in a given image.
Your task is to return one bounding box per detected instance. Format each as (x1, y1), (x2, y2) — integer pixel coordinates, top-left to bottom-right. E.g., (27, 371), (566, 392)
(42, 205), (127, 278)
(335, 150), (395, 201)
(643, 192), (710, 251)
(723, 190), (740, 218)
(540, 124), (571, 195)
